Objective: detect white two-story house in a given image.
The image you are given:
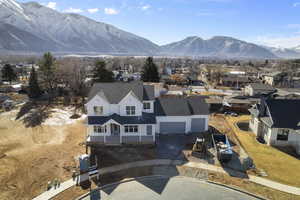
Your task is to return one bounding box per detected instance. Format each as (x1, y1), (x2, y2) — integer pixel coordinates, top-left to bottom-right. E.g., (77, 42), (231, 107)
(86, 81), (156, 145)
(86, 81), (210, 145)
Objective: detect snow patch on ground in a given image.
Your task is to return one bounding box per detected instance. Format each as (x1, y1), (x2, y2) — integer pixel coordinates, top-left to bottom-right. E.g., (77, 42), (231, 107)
(43, 107), (86, 126)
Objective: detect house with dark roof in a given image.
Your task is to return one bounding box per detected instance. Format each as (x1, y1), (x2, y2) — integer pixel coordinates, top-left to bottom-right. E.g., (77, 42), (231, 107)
(249, 99), (300, 155)
(244, 83), (276, 96)
(85, 81), (209, 145)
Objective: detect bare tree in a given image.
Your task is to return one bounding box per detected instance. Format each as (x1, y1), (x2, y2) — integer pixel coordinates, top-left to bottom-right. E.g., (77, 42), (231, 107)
(57, 58), (88, 111)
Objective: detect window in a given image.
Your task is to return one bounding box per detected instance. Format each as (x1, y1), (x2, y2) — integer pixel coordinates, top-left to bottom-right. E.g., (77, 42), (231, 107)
(126, 106), (135, 115)
(277, 129), (289, 141)
(93, 106), (103, 115)
(125, 125), (138, 133)
(94, 125), (107, 133)
(143, 102), (151, 110)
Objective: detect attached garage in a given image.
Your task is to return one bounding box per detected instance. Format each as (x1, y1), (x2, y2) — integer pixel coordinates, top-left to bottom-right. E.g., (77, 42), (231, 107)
(160, 122), (186, 134)
(191, 118), (206, 132)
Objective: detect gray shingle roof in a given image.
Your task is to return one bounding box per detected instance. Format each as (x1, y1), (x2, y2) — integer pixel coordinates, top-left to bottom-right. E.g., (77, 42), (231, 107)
(187, 96), (210, 115)
(88, 81), (155, 103)
(143, 85), (155, 100)
(88, 112), (156, 125)
(266, 99), (300, 130)
(155, 96), (209, 116)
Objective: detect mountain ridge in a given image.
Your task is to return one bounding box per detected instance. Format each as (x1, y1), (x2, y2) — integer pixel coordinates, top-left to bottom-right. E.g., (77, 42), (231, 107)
(0, 0), (298, 58)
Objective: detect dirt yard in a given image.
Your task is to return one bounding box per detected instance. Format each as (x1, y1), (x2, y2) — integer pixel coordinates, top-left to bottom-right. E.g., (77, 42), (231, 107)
(0, 107), (86, 200)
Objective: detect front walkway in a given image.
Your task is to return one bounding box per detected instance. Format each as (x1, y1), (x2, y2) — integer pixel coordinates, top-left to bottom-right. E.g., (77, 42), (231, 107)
(32, 159), (300, 200)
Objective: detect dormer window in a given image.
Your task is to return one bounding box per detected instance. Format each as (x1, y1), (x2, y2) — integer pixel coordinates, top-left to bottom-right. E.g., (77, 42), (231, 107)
(143, 102), (151, 110)
(94, 106), (103, 115)
(126, 106), (135, 115)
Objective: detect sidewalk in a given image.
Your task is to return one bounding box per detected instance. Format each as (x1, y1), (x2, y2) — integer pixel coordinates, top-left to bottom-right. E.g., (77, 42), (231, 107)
(32, 179), (77, 200)
(32, 159), (300, 200)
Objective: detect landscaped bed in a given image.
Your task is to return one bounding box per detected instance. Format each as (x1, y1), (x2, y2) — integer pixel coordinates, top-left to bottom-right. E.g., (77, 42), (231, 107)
(225, 115), (300, 188)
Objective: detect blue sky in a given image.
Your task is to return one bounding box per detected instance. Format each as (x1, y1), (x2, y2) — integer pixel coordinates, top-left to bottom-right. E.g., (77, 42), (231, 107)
(18, 0), (300, 48)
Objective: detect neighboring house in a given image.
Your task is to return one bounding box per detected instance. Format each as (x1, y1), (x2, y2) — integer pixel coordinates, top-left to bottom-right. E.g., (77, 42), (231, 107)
(244, 83), (276, 96)
(249, 99), (300, 155)
(263, 72), (285, 86)
(85, 81), (209, 145)
(219, 75), (252, 88)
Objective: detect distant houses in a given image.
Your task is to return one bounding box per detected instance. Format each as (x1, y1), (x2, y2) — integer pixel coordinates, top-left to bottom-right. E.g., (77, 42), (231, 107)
(244, 83), (276, 96)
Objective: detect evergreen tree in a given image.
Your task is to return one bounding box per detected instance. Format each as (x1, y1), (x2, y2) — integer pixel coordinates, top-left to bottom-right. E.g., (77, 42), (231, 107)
(92, 60), (114, 83)
(1, 64), (17, 84)
(28, 67), (42, 99)
(141, 57), (160, 82)
(39, 52), (57, 92)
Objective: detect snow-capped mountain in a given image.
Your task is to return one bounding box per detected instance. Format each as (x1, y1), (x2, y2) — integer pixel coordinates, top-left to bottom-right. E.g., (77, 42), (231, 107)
(292, 45), (300, 53)
(160, 36), (277, 59)
(263, 46), (300, 59)
(0, 0), (159, 54)
(0, 0), (282, 59)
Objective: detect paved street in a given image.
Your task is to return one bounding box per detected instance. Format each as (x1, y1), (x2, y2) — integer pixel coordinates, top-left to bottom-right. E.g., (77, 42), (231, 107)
(81, 176), (259, 200)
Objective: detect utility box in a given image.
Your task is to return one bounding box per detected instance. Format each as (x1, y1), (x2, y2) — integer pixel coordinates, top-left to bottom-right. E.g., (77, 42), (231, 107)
(79, 154), (90, 174)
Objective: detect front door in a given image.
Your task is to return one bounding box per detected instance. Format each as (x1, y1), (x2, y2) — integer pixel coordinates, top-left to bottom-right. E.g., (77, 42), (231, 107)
(111, 124), (120, 136)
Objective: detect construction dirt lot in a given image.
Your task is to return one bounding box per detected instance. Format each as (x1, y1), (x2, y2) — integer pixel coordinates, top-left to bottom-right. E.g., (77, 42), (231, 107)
(0, 107), (87, 200)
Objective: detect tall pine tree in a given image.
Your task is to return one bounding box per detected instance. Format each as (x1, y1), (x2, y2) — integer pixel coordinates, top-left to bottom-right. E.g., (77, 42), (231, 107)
(141, 57), (160, 82)
(1, 64), (17, 84)
(28, 67), (42, 99)
(92, 60), (114, 83)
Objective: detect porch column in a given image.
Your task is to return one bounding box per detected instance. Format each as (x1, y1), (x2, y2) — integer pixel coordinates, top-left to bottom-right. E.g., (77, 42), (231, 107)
(120, 125), (122, 144)
(139, 125), (142, 143)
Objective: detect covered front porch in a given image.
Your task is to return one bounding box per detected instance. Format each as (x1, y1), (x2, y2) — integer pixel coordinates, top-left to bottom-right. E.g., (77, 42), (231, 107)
(87, 121), (155, 145)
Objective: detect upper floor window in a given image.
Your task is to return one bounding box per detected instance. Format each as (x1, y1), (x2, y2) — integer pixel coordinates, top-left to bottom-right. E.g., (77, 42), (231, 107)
(94, 125), (107, 133)
(94, 106), (103, 115)
(143, 102), (151, 110)
(126, 106), (135, 115)
(125, 125), (138, 133)
(277, 129), (289, 141)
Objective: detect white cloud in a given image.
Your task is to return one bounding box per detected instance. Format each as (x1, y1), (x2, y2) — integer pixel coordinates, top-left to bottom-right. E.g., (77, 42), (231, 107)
(87, 8), (99, 14)
(63, 7), (83, 13)
(141, 5), (151, 11)
(255, 35), (300, 48)
(104, 8), (119, 15)
(293, 2), (300, 7)
(46, 2), (57, 10)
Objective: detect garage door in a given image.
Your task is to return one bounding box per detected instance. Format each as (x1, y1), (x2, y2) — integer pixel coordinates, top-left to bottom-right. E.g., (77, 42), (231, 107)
(160, 122), (186, 134)
(191, 118), (206, 132)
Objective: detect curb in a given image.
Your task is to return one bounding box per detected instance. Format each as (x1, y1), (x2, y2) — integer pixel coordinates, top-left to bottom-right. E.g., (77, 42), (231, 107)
(206, 180), (268, 200)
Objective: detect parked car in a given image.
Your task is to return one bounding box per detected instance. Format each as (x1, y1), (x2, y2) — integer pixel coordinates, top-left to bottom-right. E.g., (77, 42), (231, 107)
(224, 111), (238, 117)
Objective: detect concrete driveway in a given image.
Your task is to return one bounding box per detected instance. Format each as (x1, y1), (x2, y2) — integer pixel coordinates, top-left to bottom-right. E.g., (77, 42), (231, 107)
(156, 134), (188, 160)
(81, 176), (260, 200)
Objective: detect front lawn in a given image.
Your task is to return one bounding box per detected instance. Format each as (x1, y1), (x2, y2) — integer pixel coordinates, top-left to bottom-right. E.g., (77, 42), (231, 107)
(225, 115), (300, 188)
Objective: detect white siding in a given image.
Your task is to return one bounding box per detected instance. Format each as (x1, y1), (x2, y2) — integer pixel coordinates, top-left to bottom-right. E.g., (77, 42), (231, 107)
(119, 92), (143, 116)
(86, 95), (110, 116)
(86, 91), (145, 117)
